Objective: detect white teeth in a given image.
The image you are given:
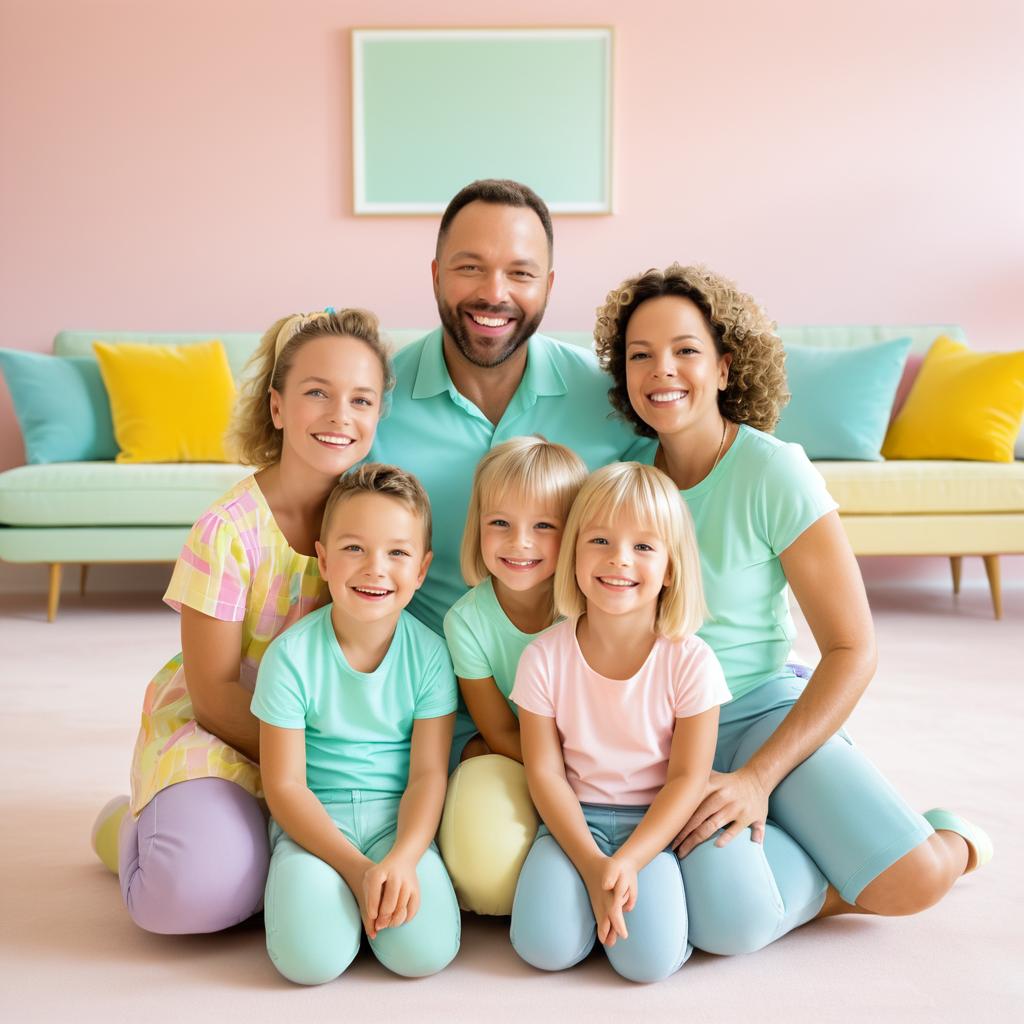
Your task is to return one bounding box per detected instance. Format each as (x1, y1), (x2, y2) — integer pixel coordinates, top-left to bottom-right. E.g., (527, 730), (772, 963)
(471, 314), (510, 327)
(354, 587), (390, 596)
(599, 577), (637, 588)
(503, 558), (539, 567)
(314, 434), (353, 446)
(649, 391), (686, 404)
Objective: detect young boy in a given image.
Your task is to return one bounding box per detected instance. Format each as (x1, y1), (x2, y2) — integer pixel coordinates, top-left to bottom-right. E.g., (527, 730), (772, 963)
(251, 464), (460, 985)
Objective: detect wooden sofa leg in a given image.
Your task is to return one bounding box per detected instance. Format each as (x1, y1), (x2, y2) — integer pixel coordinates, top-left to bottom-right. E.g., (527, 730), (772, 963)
(47, 563), (62, 622)
(983, 555), (1002, 620)
(950, 556), (962, 595)
(80, 564), (89, 597)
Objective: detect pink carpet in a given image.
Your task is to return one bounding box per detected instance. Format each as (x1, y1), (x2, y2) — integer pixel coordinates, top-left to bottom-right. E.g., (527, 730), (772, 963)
(1, 579), (1020, 1023)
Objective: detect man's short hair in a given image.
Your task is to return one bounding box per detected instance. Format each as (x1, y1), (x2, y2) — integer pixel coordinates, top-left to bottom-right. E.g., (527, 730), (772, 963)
(436, 179), (553, 260)
(320, 463), (432, 551)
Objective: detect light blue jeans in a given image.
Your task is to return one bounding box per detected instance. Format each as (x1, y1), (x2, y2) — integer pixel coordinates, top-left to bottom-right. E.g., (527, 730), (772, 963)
(511, 803), (691, 983)
(265, 792), (460, 984)
(680, 671), (934, 955)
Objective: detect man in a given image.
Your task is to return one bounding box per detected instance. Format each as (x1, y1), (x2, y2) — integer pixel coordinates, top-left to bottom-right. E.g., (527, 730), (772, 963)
(370, 179), (654, 636)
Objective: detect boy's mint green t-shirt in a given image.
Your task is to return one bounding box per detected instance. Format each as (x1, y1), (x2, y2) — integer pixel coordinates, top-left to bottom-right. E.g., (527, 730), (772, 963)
(369, 330), (655, 636)
(659, 425), (838, 700)
(251, 605), (458, 802)
(443, 576), (556, 715)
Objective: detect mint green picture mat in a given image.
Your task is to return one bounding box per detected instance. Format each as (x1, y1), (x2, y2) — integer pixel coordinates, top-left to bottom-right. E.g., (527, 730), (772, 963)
(353, 30), (611, 213)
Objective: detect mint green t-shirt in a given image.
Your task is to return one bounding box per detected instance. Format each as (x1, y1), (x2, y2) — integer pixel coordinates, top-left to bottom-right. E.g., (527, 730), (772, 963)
(443, 576), (556, 716)
(656, 425), (838, 700)
(251, 605), (458, 801)
(370, 330), (655, 636)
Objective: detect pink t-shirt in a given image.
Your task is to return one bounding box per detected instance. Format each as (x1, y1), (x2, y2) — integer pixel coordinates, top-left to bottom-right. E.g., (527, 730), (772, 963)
(511, 618), (731, 805)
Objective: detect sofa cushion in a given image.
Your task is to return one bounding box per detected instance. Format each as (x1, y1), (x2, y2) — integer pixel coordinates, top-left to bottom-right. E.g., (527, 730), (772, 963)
(0, 463), (251, 527)
(775, 337), (911, 460)
(0, 349), (118, 463)
(93, 340), (237, 463)
(882, 337), (1024, 462)
(816, 460), (1024, 515)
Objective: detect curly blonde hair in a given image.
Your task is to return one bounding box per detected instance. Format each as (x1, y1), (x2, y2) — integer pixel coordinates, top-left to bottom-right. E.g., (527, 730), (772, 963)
(227, 308), (394, 468)
(593, 264), (789, 436)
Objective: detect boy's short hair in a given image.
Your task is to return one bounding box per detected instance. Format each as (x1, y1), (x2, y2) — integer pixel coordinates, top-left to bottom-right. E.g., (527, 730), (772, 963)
(320, 463), (432, 550)
(553, 462), (707, 641)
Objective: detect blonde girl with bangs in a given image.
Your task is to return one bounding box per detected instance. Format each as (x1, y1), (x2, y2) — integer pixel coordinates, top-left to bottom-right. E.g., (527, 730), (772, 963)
(438, 436), (587, 916)
(90, 309), (392, 937)
(509, 462), (731, 983)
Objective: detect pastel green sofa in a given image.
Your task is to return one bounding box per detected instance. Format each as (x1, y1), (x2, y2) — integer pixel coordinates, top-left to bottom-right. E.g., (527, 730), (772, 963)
(1, 326), (1021, 620)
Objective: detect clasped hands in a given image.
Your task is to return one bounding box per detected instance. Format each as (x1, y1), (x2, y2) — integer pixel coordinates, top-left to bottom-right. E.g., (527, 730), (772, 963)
(582, 852), (638, 948)
(672, 766), (771, 859)
(344, 851), (420, 940)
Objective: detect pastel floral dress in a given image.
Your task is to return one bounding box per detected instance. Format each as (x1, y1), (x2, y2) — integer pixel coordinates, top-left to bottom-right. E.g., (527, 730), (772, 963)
(129, 475), (328, 816)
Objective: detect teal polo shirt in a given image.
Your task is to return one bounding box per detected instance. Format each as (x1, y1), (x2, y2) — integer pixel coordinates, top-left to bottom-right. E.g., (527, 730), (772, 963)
(370, 328), (655, 636)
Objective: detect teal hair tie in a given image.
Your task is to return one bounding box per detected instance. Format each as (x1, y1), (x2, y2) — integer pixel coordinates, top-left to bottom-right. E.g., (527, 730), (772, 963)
(324, 306), (336, 315)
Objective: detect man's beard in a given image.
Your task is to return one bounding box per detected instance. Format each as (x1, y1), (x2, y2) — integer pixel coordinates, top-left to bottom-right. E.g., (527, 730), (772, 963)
(438, 298), (547, 369)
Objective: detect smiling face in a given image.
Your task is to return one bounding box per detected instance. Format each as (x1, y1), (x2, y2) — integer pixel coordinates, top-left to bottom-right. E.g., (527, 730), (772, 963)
(624, 295), (732, 436)
(574, 508), (671, 620)
(315, 491), (431, 626)
(269, 335), (383, 480)
(432, 201), (553, 368)
(479, 493), (565, 595)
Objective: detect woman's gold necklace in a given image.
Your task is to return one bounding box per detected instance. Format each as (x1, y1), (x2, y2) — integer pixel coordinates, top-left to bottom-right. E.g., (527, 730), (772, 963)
(709, 418), (730, 477)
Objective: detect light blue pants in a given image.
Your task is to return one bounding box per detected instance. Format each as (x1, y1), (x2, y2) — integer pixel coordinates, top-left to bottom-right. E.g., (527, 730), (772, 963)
(511, 804), (692, 983)
(680, 671), (934, 955)
(264, 793), (460, 984)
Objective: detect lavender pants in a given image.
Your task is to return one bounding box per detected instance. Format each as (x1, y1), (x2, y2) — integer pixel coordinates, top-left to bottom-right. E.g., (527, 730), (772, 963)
(118, 777), (269, 934)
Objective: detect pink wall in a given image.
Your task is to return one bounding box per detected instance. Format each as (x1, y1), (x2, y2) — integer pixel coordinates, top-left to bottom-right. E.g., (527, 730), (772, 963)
(2, 0), (1023, 478)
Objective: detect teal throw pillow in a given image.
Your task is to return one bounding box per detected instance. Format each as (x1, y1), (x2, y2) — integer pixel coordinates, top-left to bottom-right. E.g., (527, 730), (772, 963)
(775, 337), (913, 460)
(0, 349), (118, 463)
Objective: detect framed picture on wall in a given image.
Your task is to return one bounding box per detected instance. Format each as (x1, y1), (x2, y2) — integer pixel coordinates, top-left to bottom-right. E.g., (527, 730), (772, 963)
(351, 27), (613, 215)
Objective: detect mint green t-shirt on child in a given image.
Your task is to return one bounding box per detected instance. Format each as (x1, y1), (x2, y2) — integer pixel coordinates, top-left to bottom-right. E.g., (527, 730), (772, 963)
(659, 425), (838, 700)
(443, 576), (556, 714)
(251, 605), (458, 802)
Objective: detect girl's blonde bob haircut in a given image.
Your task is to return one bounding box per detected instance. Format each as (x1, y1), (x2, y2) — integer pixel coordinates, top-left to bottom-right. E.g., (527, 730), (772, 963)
(554, 462), (707, 641)
(460, 435), (588, 587)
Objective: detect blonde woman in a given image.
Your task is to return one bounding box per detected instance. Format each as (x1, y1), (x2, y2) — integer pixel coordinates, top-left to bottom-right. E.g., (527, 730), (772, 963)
(91, 309), (393, 934)
(594, 264), (991, 954)
(439, 436), (587, 915)
(509, 463), (730, 982)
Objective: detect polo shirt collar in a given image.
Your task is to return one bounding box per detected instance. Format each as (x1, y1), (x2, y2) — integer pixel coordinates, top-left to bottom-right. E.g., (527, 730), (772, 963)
(410, 327), (568, 403)
(411, 329), (451, 400)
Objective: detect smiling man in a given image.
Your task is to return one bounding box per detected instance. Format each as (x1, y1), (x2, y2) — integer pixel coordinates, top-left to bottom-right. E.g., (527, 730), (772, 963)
(369, 180), (654, 919)
(370, 179), (654, 637)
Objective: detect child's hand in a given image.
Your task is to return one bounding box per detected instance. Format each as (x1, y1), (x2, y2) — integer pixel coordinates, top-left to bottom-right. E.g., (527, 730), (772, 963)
(583, 854), (637, 947)
(360, 853), (421, 937)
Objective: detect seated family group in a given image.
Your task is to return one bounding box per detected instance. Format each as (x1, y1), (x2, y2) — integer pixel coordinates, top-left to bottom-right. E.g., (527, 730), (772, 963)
(91, 179), (989, 985)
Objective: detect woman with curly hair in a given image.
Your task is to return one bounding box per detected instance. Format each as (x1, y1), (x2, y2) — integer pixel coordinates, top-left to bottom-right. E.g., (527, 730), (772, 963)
(594, 264), (990, 953)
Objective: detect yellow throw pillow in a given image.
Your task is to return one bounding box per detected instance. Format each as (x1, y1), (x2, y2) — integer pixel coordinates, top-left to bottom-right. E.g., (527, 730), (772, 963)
(92, 340), (236, 463)
(881, 336), (1024, 462)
